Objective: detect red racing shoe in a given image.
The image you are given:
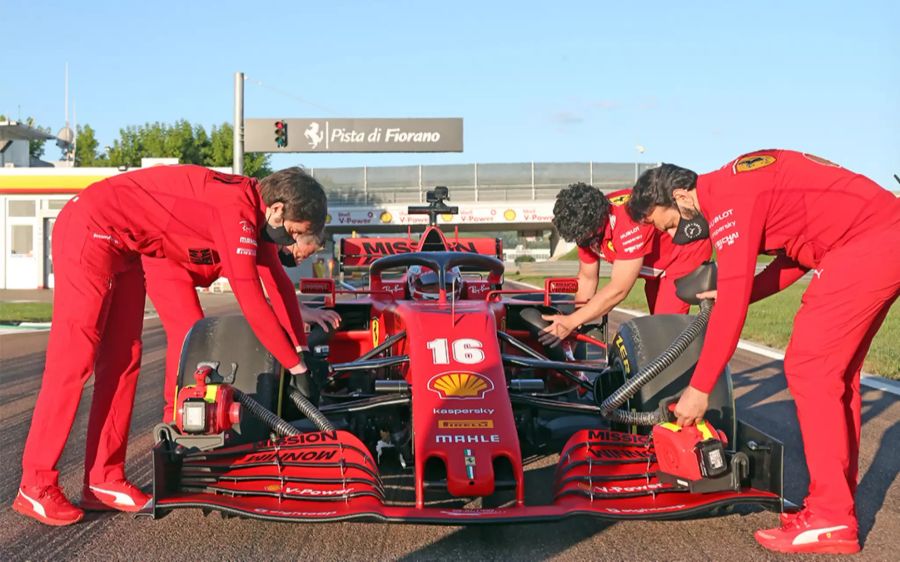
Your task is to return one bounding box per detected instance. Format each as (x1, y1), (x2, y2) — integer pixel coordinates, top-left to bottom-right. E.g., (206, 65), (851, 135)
(12, 485), (84, 526)
(755, 510), (860, 554)
(779, 503), (803, 525)
(81, 480), (150, 512)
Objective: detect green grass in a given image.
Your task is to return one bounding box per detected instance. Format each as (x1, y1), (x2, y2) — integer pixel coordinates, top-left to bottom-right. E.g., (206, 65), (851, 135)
(508, 275), (900, 379)
(559, 246), (580, 260)
(0, 302), (53, 323)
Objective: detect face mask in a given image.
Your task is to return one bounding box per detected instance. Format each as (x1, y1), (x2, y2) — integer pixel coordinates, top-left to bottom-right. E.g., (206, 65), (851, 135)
(672, 205), (709, 245)
(277, 248), (298, 268)
(261, 222), (297, 246)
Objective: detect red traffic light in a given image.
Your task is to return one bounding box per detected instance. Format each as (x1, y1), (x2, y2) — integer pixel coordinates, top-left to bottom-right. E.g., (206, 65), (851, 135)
(274, 120), (288, 148)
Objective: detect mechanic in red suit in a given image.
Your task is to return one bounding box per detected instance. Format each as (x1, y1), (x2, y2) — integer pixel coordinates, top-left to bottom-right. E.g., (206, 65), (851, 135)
(627, 150), (900, 554)
(143, 238), (341, 423)
(540, 183), (711, 346)
(14, 165), (327, 526)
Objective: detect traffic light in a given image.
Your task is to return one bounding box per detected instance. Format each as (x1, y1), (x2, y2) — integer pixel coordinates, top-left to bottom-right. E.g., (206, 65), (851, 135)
(274, 120), (288, 148)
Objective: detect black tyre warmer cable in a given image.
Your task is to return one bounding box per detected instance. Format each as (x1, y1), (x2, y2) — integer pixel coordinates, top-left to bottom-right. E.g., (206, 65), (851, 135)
(598, 299), (713, 426)
(288, 389), (335, 432)
(232, 388), (300, 437)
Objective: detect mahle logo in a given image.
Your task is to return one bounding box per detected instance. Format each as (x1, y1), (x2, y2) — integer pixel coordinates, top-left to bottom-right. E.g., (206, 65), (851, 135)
(428, 372), (494, 400)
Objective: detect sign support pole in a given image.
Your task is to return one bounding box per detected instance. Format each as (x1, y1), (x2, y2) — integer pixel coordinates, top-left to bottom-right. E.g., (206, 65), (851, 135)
(233, 72), (244, 175)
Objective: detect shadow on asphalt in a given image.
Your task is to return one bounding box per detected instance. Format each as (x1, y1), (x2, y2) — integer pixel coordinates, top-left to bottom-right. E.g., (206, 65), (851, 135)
(396, 518), (616, 562)
(396, 462), (617, 561)
(857, 421), (899, 544)
(737, 364), (899, 545)
(731, 359), (784, 379)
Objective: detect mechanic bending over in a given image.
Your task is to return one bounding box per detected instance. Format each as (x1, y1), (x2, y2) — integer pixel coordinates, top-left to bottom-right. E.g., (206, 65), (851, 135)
(627, 150), (899, 555)
(540, 182), (711, 347)
(14, 165), (327, 527)
(142, 234), (341, 423)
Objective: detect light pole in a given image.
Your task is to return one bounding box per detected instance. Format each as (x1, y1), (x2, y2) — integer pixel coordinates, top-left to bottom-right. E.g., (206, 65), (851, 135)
(233, 72), (244, 175)
(634, 144), (646, 182)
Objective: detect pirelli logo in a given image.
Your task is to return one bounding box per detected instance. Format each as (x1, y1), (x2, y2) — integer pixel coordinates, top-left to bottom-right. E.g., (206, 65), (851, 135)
(437, 419), (494, 429)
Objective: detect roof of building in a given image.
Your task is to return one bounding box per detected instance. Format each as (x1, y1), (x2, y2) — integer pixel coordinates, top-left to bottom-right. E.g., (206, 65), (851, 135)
(0, 120), (57, 142)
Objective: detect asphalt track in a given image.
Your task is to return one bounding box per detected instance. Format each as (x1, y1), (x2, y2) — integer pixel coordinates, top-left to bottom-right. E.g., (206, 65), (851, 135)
(1, 293), (897, 561)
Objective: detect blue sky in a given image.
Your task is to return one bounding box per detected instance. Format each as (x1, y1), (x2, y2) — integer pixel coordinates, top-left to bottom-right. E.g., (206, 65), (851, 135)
(3, 1), (898, 187)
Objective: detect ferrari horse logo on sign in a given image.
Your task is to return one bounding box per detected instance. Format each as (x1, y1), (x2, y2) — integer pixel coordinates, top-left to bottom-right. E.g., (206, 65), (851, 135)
(733, 154), (776, 173)
(428, 372), (494, 400)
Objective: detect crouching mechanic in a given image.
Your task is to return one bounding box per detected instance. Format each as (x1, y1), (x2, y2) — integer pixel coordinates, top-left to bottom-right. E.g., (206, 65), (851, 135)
(627, 151), (900, 554)
(143, 236), (341, 423)
(14, 165), (327, 526)
(540, 182), (711, 346)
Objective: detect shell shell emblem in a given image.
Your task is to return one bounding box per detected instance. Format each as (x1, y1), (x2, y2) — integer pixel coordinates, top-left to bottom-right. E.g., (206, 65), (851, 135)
(380, 211), (393, 223)
(428, 371), (494, 400)
(503, 209), (517, 221)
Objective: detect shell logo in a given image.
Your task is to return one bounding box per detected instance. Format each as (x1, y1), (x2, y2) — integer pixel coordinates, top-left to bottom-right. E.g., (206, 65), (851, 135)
(503, 209), (516, 221)
(440, 213), (454, 222)
(325, 214), (332, 224)
(380, 211), (393, 223)
(428, 371), (494, 400)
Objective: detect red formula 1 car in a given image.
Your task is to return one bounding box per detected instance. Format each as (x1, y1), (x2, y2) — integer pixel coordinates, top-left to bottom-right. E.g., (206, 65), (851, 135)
(150, 188), (784, 524)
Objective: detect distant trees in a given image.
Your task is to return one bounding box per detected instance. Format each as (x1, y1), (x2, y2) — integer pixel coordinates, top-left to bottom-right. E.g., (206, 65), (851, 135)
(4, 116), (271, 177)
(75, 120), (272, 177)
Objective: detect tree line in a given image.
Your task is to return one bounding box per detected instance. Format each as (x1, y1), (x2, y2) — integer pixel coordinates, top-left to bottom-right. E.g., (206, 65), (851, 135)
(7, 117), (271, 178)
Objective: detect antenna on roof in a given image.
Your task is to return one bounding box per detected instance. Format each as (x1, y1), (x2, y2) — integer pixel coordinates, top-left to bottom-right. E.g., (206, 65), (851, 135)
(56, 63), (75, 161)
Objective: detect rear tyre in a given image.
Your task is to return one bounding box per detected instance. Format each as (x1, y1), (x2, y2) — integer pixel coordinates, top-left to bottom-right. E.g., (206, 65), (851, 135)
(177, 315), (283, 444)
(600, 314), (736, 442)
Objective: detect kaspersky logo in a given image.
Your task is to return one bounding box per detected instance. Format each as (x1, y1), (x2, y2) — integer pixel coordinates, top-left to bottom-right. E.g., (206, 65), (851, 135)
(427, 372), (494, 400)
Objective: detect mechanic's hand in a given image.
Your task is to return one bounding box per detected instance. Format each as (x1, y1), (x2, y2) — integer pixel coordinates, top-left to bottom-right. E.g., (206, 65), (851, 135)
(674, 386), (709, 427)
(539, 314), (577, 348)
(288, 361), (309, 376)
(697, 290), (717, 301)
(304, 307), (341, 331)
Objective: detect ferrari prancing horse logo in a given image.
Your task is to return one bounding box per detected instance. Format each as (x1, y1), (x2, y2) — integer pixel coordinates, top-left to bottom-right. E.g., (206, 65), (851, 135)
(733, 154), (776, 173)
(428, 372), (494, 400)
(371, 318), (380, 347)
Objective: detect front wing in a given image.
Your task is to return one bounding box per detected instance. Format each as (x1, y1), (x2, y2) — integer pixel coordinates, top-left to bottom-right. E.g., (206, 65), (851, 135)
(150, 423), (783, 524)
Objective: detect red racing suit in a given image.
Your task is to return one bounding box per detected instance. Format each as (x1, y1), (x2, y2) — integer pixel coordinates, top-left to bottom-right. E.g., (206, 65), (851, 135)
(688, 149), (900, 524)
(578, 189), (712, 313)
(21, 165), (307, 489)
(142, 253), (306, 422)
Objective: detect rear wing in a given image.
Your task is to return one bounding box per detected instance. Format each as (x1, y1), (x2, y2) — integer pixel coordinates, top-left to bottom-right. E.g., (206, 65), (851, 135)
(339, 237), (503, 269)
